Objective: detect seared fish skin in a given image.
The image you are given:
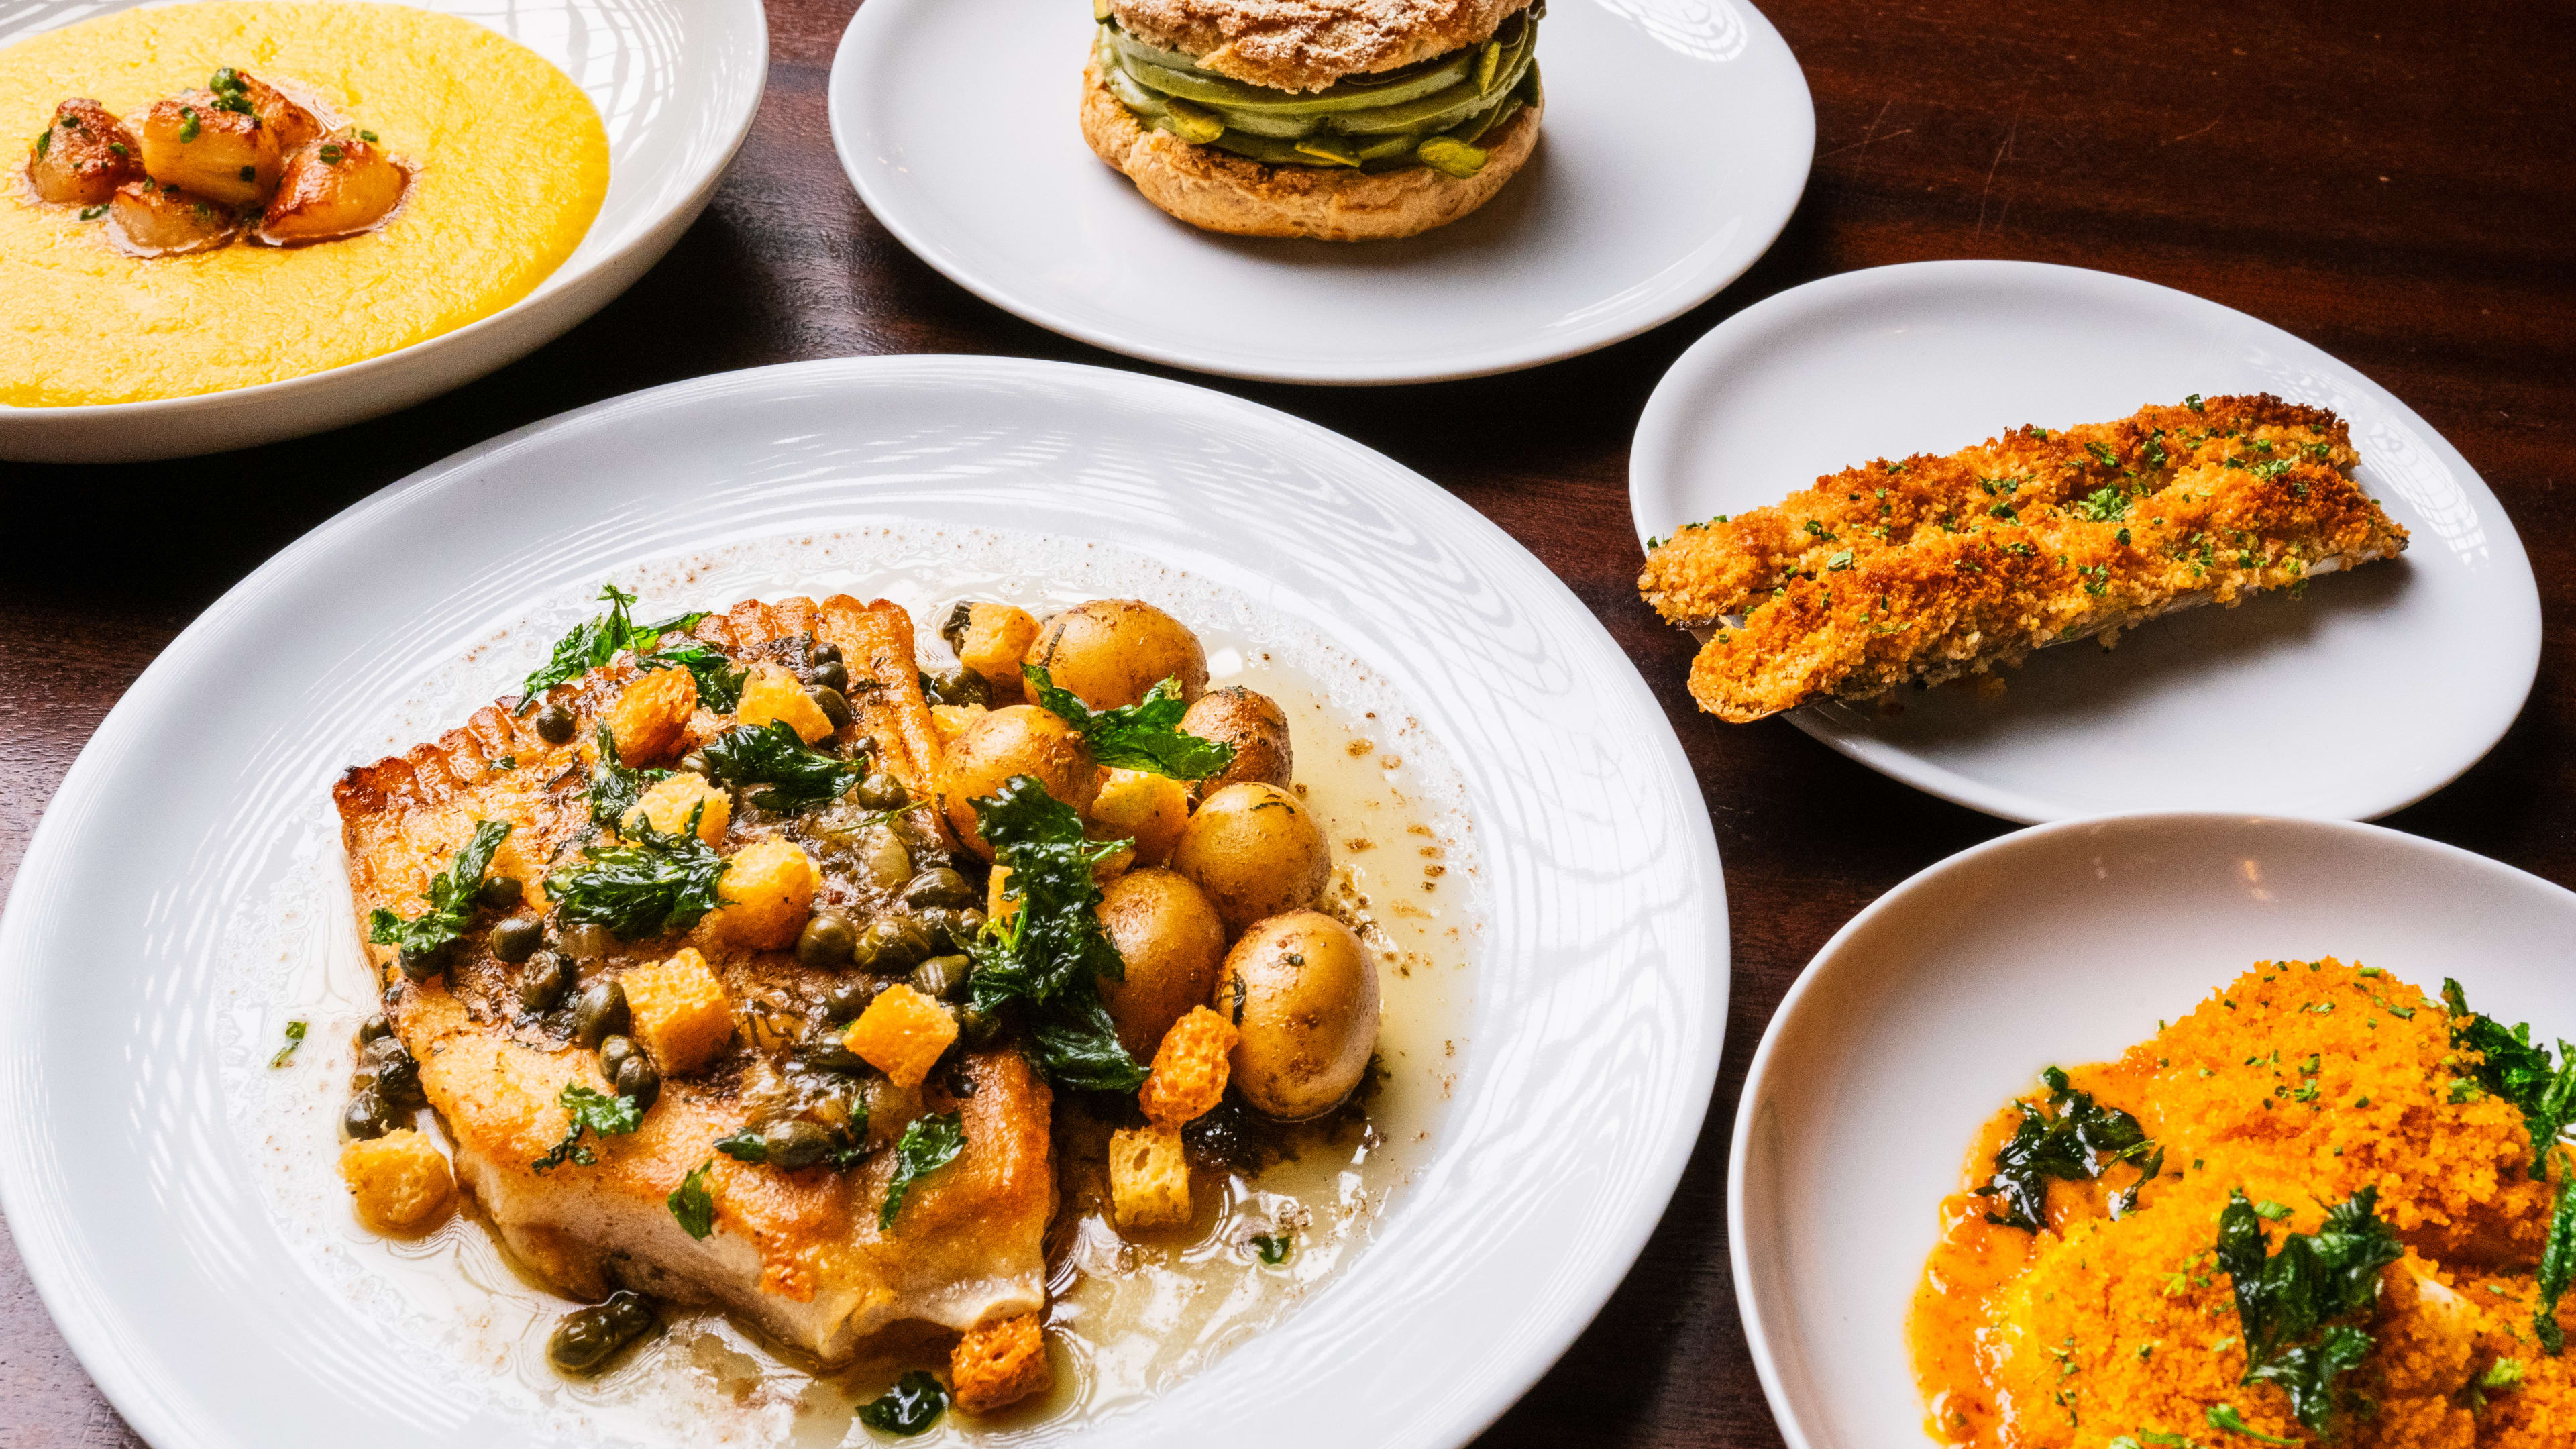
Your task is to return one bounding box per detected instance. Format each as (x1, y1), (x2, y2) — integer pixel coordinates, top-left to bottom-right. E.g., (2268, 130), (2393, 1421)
(1638, 396), (2409, 722)
(334, 594), (1053, 1361)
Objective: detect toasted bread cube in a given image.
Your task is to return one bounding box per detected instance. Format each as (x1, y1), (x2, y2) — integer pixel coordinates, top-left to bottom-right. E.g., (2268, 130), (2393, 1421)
(340, 1128), (455, 1233)
(1089, 768), (1189, 866)
(623, 947), (734, 1073)
(107, 178), (237, 256)
(1139, 1006), (1239, 1128)
(700, 837), (816, 951)
(28, 99), (140, 206)
(930, 702), (987, 744)
(136, 93), (278, 207)
(953, 602), (1040, 702)
(987, 862), (1020, 928)
(950, 1312), (1051, 1415)
(1108, 1122), (1191, 1230)
(845, 983), (957, 1087)
(623, 772), (730, 846)
(602, 667), (696, 767)
(737, 663), (833, 743)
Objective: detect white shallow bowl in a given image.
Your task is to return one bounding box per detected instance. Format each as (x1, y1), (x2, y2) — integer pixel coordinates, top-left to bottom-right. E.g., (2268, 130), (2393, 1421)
(0, 355), (1728, 1449)
(1730, 812), (2576, 1449)
(828, 0), (1814, 384)
(0, 0), (767, 463)
(1629, 260), (2541, 822)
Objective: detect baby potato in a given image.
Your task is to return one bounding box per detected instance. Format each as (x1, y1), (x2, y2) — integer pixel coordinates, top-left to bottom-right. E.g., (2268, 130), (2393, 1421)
(27, 99), (140, 207)
(1096, 869), (1226, 1060)
(1027, 600), (1207, 710)
(1171, 782), (1330, 934)
(941, 705), (1099, 859)
(1215, 911), (1379, 1120)
(137, 93), (279, 208)
(1178, 686), (1293, 792)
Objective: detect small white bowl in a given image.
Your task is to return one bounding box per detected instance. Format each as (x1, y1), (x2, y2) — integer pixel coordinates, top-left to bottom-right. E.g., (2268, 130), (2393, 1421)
(0, 0), (767, 463)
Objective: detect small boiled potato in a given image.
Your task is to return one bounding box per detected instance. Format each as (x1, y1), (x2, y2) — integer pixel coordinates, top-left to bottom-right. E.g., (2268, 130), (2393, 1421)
(258, 135), (408, 245)
(1090, 767), (1189, 865)
(28, 99), (140, 207)
(1026, 600), (1208, 710)
(136, 93), (278, 208)
(1178, 686), (1293, 792)
(1215, 911), (1379, 1120)
(1171, 782), (1330, 934)
(944, 602), (1040, 702)
(940, 705), (1098, 859)
(1096, 869), (1226, 1060)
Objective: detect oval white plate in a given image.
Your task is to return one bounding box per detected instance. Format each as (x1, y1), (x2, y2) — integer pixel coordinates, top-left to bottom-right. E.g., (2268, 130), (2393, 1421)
(1629, 261), (2541, 822)
(1729, 812), (2576, 1449)
(0, 356), (1727, 1449)
(0, 0), (767, 464)
(827, 0), (1813, 385)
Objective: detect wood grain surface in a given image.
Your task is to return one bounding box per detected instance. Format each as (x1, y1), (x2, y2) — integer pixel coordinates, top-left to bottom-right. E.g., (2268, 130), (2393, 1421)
(3, 1), (2571, 1444)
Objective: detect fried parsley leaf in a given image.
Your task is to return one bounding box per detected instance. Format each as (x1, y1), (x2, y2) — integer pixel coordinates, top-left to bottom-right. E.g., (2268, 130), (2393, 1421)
(1982, 1065), (2159, 1230)
(878, 1112), (965, 1232)
(517, 582), (709, 708)
(269, 1020), (307, 1068)
(639, 639), (745, 712)
(2441, 978), (2576, 1350)
(2206, 1403), (2299, 1445)
(713, 1128), (768, 1163)
(2213, 1185), (2404, 1433)
(667, 1159), (717, 1239)
(368, 819), (513, 955)
(963, 777), (1147, 1092)
(545, 808), (728, 940)
(533, 1084), (643, 1172)
(2541, 1175), (2575, 1355)
(857, 1369), (948, 1436)
(1022, 665), (1235, 780)
(587, 727), (671, 829)
(700, 720), (865, 812)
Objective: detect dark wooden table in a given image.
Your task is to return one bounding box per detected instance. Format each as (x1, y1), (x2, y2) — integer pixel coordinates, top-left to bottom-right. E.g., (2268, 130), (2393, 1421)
(5, 0), (2572, 1443)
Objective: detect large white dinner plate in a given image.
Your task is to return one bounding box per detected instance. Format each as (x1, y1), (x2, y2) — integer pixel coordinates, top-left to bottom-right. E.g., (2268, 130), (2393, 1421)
(1730, 812), (2576, 1449)
(826, 0), (1813, 384)
(0, 356), (1727, 1449)
(1629, 261), (2541, 822)
(0, 0), (766, 463)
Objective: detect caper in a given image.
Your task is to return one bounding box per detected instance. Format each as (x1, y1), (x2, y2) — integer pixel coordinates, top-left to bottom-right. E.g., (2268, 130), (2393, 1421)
(360, 1036), (425, 1107)
(865, 916), (932, 971)
(598, 1034), (637, 1080)
(613, 1051), (661, 1110)
(808, 686), (853, 730)
(902, 867), (974, 910)
(533, 702), (577, 745)
(812, 660), (849, 693)
(911, 955), (969, 1001)
(796, 912), (857, 971)
(856, 773), (908, 811)
(821, 979), (880, 1022)
(356, 1013), (392, 1044)
(572, 980), (629, 1047)
(396, 943), (447, 983)
(940, 602), (974, 653)
(798, 1031), (869, 1075)
(478, 874), (525, 911)
(558, 922), (612, 961)
(519, 951), (574, 1014)
(341, 1087), (399, 1139)
(953, 908), (987, 943)
(957, 1002), (1004, 1049)
(763, 1118), (833, 1171)
(490, 915), (543, 963)
(677, 749), (711, 777)
(928, 665), (989, 708)
(812, 641), (844, 665)
(547, 1290), (657, 1375)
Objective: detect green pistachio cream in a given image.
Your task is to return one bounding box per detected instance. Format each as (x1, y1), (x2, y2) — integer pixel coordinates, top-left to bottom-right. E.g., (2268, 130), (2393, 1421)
(1095, 3), (1542, 178)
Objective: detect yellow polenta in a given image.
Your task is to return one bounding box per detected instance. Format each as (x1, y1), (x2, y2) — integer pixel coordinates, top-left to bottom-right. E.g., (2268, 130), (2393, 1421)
(0, 2), (608, 406)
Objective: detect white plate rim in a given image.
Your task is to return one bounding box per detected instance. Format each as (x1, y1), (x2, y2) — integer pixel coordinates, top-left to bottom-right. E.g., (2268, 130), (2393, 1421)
(0, 352), (1731, 1449)
(1627, 258), (2543, 824)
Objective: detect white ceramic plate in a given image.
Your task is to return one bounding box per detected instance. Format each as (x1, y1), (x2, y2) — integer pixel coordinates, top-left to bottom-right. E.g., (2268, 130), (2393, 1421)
(827, 0), (1813, 384)
(0, 355), (1727, 1449)
(0, 0), (767, 463)
(1629, 261), (2541, 822)
(1729, 812), (2576, 1449)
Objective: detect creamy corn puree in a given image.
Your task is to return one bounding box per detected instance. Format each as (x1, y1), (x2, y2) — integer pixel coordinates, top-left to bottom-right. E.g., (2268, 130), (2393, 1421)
(0, 2), (608, 407)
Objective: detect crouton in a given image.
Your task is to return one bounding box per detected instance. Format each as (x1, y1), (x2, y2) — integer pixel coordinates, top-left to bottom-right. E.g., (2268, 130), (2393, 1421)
(623, 947), (734, 1073)
(604, 667), (697, 766)
(700, 838), (816, 951)
(952, 602), (1040, 702)
(623, 773), (730, 846)
(340, 1128), (455, 1233)
(1108, 1122), (1191, 1230)
(930, 702), (988, 743)
(950, 1311), (1051, 1414)
(1089, 768), (1189, 866)
(1139, 1006), (1238, 1128)
(845, 984), (957, 1087)
(737, 663), (833, 743)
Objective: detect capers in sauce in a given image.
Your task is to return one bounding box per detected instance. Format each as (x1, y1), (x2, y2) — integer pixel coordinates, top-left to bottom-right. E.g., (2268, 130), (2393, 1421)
(478, 874), (525, 911)
(957, 1002), (1003, 1049)
(902, 867), (975, 910)
(572, 979), (629, 1047)
(926, 665), (991, 708)
(812, 659), (850, 693)
(812, 641), (844, 665)
(558, 922), (612, 961)
(359, 1035), (425, 1106)
(677, 749), (712, 777)
(606, 1040), (660, 1109)
(822, 978), (880, 1022)
(796, 912), (858, 970)
(342, 1086), (400, 1140)
(519, 951), (574, 1014)
(911, 954), (970, 1001)
(856, 773), (909, 811)
(533, 701), (578, 745)
(356, 1013), (392, 1044)
(490, 914), (543, 963)
(547, 1290), (657, 1375)
(953, 908), (987, 943)
(867, 915), (934, 971)
(809, 685), (854, 730)
(763, 1118), (834, 1170)
(396, 944), (447, 983)
(798, 1030), (869, 1075)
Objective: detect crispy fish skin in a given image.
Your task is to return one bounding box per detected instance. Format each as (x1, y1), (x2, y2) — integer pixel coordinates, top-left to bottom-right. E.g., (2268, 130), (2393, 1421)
(1646, 398), (2407, 722)
(334, 594), (1052, 1360)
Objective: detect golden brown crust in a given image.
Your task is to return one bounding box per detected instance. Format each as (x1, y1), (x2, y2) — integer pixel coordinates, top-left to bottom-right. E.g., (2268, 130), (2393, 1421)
(1079, 56), (1539, 241)
(1108, 0), (1533, 91)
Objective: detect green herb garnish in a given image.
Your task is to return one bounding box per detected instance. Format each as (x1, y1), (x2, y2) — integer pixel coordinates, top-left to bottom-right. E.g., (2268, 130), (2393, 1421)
(2213, 1185), (2404, 1434)
(544, 808), (727, 940)
(2441, 978), (2576, 1350)
(317, 144), (341, 164)
(2186, 393), (2206, 412)
(517, 583), (708, 711)
(1252, 1233), (1292, 1265)
(178, 107), (200, 144)
(879, 1112), (965, 1231)
(700, 720), (863, 811)
(637, 639), (745, 712)
(78, 203), (106, 221)
(1982, 1066), (2161, 1230)
(358, 128), (379, 142)
(209, 68), (256, 116)
(1022, 665), (1235, 781)
(367, 819), (512, 956)
(965, 777), (1147, 1092)
(533, 1083), (643, 1171)
(587, 727), (669, 829)
(713, 1128), (768, 1163)
(2075, 486), (2133, 522)
(857, 1369), (948, 1436)
(270, 1020), (307, 1067)
(34, 126), (50, 158)
(667, 1159), (717, 1239)
(2205, 1405), (2295, 1445)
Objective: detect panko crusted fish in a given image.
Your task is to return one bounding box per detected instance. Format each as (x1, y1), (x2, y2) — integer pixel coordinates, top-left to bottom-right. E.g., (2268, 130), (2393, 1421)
(1635, 394), (2409, 722)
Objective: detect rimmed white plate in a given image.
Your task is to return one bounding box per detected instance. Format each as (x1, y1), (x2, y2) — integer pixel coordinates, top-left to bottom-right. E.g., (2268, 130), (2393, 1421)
(1629, 261), (2540, 822)
(0, 0), (767, 464)
(1729, 812), (2576, 1449)
(826, 0), (1813, 384)
(0, 355), (1727, 1449)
